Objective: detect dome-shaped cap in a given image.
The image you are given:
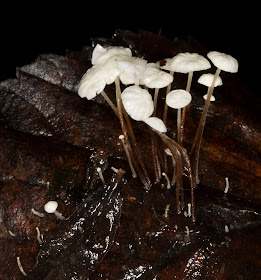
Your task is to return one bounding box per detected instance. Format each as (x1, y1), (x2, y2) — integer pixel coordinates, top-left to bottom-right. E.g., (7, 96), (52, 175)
(170, 52), (211, 73)
(142, 63), (173, 88)
(207, 51), (238, 73)
(78, 66), (107, 100)
(92, 44), (132, 65)
(166, 89), (192, 109)
(44, 201), (58, 213)
(116, 56), (147, 85)
(144, 117), (167, 133)
(198, 73), (223, 87)
(121, 85), (154, 121)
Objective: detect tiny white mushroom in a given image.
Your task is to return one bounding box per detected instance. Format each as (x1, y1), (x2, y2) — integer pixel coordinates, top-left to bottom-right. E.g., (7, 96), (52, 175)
(36, 227), (43, 245)
(143, 117), (167, 133)
(170, 52), (211, 75)
(187, 203), (192, 217)
(191, 51), (238, 186)
(162, 172), (171, 189)
(199, 73), (222, 102)
(203, 94), (215, 101)
(119, 135), (137, 178)
(166, 89), (192, 143)
(116, 56), (147, 85)
(142, 63), (173, 115)
(224, 177), (229, 194)
(8, 230), (16, 237)
(96, 167), (106, 185)
(91, 44), (132, 65)
(163, 203), (171, 219)
(143, 117), (167, 182)
(17, 256), (27, 276)
(225, 225), (229, 232)
(44, 201), (65, 220)
(31, 207), (45, 218)
(207, 51), (238, 73)
(121, 85), (154, 121)
(170, 53), (211, 143)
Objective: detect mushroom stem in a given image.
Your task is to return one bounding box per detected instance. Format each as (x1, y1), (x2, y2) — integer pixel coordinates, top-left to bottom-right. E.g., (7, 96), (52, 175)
(190, 68), (221, 185)
(163, 71), (174, 125)
(149, 129), (162, 182)
(162, 172), (171, 189)
(153, 88), (159, 116)
(177, 108), (182, 144)
(154, 131), (196, 221)
(115, 78), (151, 189)
(54, 210), (65, 220)
(97, 167), (106, 185)
(101, 90), (119, 118)
(17, 257), (27, 276)
(119, 135), (137, 178)
(180, 71), (193, 145)
(122, 105), (151, 185)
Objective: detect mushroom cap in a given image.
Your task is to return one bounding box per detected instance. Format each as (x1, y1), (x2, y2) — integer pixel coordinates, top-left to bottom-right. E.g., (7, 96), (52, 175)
(207, 51), (238, 73)
(78, 61), (122, 100)
(198, 73), (223, 87)
(170, 52), (211, 73)
(166, 89), (192, 109)
(164, 148), (172, 156)
(78, 66), (107, 100)
(44, 201), (58, 213)
(203, 94), (216, 101)
(144, 117), (167, 133)
(116, 56), (148, 85)
(142, 63), (173, 88)
(121, 85), (154, 121)
(156, 58), (173, 71)
(92, 44), (132, 65)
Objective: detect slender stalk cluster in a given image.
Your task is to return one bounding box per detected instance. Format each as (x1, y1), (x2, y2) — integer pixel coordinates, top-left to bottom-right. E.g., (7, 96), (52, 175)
(78, 44), (238, 222)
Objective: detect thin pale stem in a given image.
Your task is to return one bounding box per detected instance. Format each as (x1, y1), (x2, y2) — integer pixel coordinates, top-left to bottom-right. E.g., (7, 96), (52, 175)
(180, 71), (193, 145)
(191, 68), (221, 186)
(122, 104), (151, 186)
(115, 77), (151, 190)
(163, 72), (174, 125)
(154, 131), (196, 221)
(101, 90), (119, 118)
(153, 88), (160, 116)
(119, 136), (137, 178)
(149, 129), (161, 182)
(177, 108), (181, 144)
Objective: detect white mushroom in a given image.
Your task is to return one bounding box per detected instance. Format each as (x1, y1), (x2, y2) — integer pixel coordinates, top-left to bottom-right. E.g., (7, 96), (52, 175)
(142, 63), (173, 116)
(143, 117), (167, 182)
(91, 44), (132, 65)
(44, 201), (65, 220)
(96, 167), (106, 185)
(78, 64), (119, 116)
(166, 89), (192, 144)
(190, 51), (238, 186)
(143, 117), (167, 133)
(170, 52), (211, 143)
(207, 51), (238, 73)
(121, 85), (154, 121)
(116, 56), (147, 85)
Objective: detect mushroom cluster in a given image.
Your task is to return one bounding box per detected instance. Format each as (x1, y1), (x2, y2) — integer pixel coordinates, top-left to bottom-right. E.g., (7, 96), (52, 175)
(78, 44), (238, 222)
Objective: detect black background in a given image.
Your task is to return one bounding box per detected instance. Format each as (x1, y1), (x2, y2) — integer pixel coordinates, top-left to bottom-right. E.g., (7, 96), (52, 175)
(0, 5), (259, 94)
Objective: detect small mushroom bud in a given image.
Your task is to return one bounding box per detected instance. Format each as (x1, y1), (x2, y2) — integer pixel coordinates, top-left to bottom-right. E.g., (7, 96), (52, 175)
(44, 201), (65, 220)
(96, 167), (105, 185)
